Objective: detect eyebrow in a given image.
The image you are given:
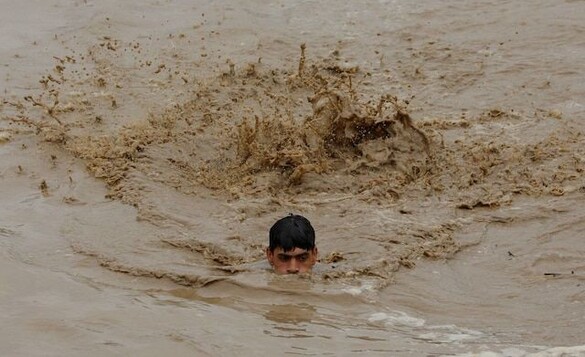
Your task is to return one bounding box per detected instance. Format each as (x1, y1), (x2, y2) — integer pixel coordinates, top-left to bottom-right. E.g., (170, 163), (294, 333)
(277, 251), (310, 257)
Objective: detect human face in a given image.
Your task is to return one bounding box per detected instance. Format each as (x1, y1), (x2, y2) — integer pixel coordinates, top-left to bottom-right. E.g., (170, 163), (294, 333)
(266, 247), (318, 274)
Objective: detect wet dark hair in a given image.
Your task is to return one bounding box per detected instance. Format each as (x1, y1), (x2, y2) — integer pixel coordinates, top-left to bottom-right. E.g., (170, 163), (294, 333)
(268, 214), (315, 252)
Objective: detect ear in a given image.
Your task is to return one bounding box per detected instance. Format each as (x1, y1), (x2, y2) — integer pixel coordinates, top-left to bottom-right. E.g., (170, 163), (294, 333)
(311, 247), (319, 265)
(266, 247), (274, 265)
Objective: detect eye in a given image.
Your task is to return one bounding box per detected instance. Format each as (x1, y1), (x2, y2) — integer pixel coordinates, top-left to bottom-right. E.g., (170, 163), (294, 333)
(298, 254), (309, 262)
(278, 255), (291, 262)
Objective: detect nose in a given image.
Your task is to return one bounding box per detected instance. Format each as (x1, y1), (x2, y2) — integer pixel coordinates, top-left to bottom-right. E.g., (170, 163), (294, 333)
(287, 258), (300, 274)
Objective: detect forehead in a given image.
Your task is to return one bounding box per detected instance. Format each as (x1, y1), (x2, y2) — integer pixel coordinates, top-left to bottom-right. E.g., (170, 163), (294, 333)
(274, 247), (311, 255)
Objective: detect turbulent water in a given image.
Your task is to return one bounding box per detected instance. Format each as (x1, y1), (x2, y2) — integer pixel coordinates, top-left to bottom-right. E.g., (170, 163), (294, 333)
(1, 0), (585, 355)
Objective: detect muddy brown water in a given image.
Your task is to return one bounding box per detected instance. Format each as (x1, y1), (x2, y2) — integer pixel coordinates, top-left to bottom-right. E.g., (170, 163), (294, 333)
(1, 0), (585, 355)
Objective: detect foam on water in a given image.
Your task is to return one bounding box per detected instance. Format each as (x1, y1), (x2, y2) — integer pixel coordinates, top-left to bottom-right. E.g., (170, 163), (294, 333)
(450, 345), (585, 357)
(368, 311), (484, 343)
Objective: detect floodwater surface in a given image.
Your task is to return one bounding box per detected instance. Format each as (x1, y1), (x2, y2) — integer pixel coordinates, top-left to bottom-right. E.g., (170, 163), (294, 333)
(1, 0), (585, 355)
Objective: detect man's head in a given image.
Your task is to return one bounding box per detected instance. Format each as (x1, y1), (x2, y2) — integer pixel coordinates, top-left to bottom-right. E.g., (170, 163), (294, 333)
(266, 214), (318, 274)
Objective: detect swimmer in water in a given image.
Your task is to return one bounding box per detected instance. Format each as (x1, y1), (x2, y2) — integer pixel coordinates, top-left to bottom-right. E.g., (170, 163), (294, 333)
(266, 214), (318, 274)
